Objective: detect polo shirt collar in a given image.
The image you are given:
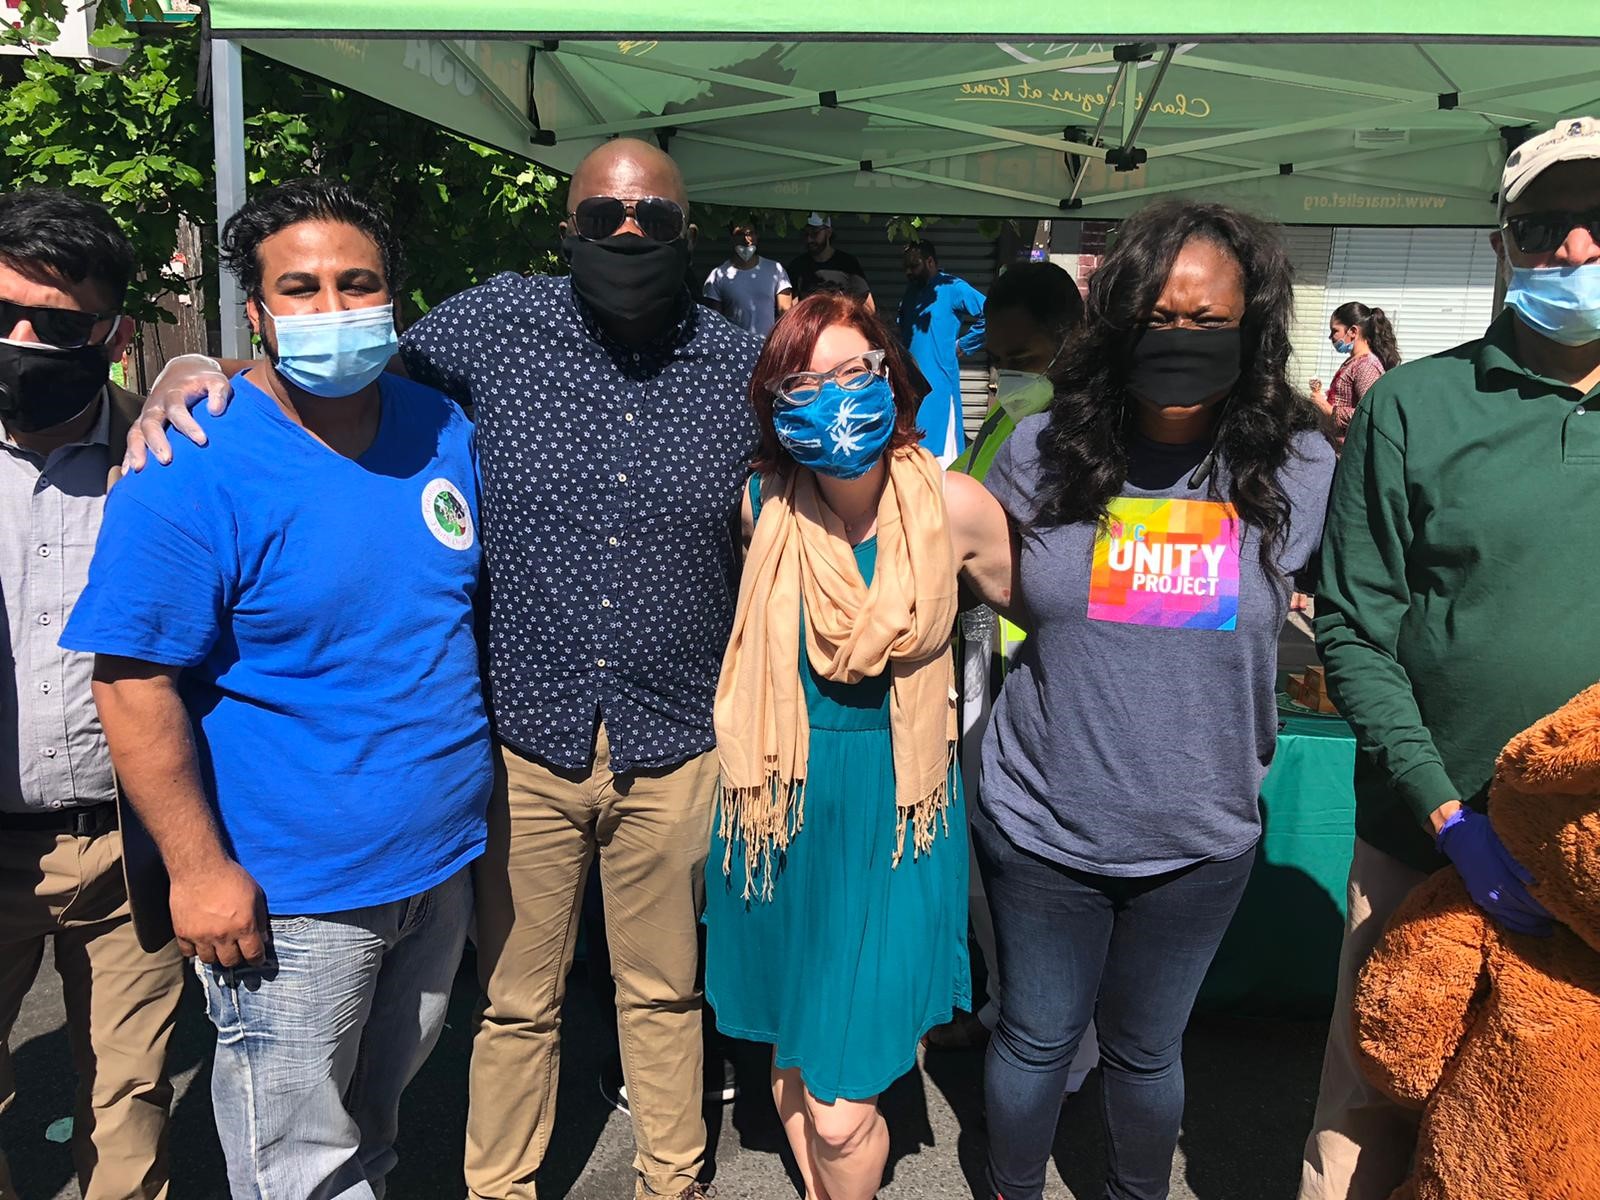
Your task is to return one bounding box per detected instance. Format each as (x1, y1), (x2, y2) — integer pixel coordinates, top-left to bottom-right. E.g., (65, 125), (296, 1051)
(1475, 309), (1599, 397)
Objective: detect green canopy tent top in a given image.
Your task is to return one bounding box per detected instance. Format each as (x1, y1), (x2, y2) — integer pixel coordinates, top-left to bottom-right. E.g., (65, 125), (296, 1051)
(201, 1), (1600, 350)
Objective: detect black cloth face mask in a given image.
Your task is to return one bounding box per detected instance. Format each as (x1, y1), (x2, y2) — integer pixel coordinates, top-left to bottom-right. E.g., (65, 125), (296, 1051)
(563, 234), (691, 341)
(0, 339), (111, 434)
(1124, 326), (1242, 409)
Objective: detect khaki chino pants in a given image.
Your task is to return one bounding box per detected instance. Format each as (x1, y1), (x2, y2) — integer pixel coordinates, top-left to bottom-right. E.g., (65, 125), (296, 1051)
(1298, 838), (1431, 1200)
(0, 828), (185, 1200)
(466, 727), (718, 1200)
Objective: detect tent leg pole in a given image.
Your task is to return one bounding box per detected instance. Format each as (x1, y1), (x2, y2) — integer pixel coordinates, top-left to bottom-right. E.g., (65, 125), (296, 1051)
(211, 37), (249, 359)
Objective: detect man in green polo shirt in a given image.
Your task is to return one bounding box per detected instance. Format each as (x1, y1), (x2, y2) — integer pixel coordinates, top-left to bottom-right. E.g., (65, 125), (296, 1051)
(1299, 116), (1600, 1200)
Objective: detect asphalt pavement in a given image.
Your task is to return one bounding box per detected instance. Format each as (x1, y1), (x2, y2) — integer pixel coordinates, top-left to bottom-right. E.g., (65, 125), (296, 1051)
(3, 940), (1328, 1200)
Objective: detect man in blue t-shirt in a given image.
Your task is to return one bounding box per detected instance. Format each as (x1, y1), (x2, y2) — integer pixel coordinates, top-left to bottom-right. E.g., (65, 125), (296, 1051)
(896, 239), (987, 464)
(61, 181), (492, 1198)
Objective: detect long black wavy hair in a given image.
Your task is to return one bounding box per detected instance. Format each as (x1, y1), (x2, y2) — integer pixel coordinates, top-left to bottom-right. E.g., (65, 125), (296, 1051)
(1032, 201), (1316, 556)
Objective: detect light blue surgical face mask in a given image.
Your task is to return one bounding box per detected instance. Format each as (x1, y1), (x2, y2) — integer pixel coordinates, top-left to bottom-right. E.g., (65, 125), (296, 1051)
(1503, 263), (1600, 347)
(773, 374), (897, 479)
(265, 302), (398, 397)
(1333, 339), (1355, 355)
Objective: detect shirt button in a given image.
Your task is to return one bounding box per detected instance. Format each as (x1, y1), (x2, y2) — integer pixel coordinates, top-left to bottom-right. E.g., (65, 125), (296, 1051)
(40, 681), (51, 694)
(601, 598), (612, 608)
(42, 746), (57, 758)
(608, 536), (619, 547)
(616, 472), (628, 483)
(625, 412), (635, 422)
(1578, 406), (1589, 415)
(37, 613), (50, 626)
(38, 544), (50, 557)
(631, 353), (640, 362)
(596, 658), (607, 668)
(38, 475), (49, 487)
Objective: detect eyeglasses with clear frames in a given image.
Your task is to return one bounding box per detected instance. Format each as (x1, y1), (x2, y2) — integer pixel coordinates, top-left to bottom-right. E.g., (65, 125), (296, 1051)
(772, 349), (888, 406)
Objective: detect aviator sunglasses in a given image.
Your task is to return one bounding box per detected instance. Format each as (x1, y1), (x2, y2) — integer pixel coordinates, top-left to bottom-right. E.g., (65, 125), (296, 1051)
(1502, 206), (1600, 254)
(568, 195), (687, 243)
(0, 298), (119, 349)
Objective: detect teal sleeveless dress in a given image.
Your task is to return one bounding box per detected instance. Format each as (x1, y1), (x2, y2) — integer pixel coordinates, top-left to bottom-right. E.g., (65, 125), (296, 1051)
(703, 476), (971, 1102)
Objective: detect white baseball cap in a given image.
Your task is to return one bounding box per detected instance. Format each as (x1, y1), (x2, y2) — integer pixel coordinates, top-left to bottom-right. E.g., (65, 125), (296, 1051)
(1499, 116), (1600, 218)
(805, 212), (832, 228)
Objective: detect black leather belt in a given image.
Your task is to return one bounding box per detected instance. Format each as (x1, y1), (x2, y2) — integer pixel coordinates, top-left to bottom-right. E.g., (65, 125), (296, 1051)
(0, 800), (118, 838)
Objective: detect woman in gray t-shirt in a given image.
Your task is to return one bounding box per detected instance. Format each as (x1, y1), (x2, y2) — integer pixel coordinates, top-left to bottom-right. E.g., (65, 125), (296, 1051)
(976, 201), (1335, 1200)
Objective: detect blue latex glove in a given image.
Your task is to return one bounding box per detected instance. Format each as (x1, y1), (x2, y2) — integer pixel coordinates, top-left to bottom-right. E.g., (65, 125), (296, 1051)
(1436, 807), (1555, 936)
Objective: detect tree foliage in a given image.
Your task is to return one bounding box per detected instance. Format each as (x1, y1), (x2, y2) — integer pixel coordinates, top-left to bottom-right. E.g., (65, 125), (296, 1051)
(1, 11), (565, 325)
(2, 2), (1009, 334)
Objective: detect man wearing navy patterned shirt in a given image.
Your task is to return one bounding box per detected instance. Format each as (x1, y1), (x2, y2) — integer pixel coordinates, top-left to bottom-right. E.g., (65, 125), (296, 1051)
(129, 142), (759, 1200)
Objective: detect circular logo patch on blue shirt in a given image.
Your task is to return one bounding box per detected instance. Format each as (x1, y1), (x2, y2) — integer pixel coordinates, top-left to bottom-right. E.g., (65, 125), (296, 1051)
(421, 478), (474, 551)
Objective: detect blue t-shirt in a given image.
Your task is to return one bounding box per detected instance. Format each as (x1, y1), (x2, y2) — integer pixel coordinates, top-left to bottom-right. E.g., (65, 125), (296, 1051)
(62, 372), (492, 914)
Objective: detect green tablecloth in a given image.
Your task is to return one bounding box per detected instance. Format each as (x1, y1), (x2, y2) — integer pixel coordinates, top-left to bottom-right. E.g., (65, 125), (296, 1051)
(1196, 705), (1357, 1017)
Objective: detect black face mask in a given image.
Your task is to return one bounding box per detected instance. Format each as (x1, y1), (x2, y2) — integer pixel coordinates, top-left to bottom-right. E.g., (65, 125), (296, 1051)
(1125, 327), (1242, 409)
(0, 340), (111, 434)
(563, 234), (691, 341)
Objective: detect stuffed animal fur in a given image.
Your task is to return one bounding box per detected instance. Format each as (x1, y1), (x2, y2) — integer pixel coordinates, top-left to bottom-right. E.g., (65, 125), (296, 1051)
(1352, 682), (1600, 1199)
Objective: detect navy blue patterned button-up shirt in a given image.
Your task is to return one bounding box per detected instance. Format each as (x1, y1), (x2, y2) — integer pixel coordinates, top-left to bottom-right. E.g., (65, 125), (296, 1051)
(401, 272), (760, 773)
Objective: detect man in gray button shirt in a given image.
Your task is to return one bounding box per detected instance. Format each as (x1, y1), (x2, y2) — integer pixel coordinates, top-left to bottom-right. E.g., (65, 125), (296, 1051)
(0, 189), (184, 1200)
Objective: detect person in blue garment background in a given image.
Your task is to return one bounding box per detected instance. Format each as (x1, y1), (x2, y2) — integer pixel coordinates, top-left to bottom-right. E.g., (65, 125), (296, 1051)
(896, 240), (987, 464)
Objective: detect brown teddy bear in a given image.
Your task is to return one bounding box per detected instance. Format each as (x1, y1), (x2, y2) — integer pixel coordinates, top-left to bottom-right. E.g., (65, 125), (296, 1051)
(1352, 682), (1600, 1199)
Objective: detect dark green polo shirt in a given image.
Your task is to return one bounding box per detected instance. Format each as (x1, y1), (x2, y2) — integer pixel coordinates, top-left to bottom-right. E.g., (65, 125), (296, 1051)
(1315, 312), (1600, 873)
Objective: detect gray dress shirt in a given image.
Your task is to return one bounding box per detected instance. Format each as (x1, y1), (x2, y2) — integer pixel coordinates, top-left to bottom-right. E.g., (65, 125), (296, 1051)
(0, 395), (117, 812)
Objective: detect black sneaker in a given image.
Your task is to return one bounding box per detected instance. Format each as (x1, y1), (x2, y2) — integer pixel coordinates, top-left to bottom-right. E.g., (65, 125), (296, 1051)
(704, 1056), (738, 1105)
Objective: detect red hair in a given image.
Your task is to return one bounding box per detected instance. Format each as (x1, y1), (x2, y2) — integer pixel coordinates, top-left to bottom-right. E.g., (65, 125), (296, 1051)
(749, 292), (927, 474)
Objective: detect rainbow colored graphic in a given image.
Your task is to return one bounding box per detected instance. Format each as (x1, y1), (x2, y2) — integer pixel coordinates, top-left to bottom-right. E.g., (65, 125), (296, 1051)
(1088, 498), (1241, 630)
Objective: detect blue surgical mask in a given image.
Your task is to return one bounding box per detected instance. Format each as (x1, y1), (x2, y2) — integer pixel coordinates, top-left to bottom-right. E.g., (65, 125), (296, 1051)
(1333, 339), (1355, 355)
(265, 303), (398, 397)
(1504, 263), (1600, 347)
(773, 374), (896, 479)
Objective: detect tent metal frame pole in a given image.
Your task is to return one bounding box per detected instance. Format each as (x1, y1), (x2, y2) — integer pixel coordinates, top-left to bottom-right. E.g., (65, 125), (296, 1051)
(690, 136), (1016, 191)
(1121, 43), (1175, 150)
(848, 100), (1110, 158)
(441, 41), (539, 137)
(211, 36), (249, 359)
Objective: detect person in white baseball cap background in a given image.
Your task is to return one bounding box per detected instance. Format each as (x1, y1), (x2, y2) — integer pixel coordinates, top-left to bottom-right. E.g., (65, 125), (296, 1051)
(1297, 115), (1600, 1200)
(785, 212), (877, 311)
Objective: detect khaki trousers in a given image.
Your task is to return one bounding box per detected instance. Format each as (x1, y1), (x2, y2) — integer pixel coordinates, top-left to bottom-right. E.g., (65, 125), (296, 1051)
(1298, 838), (1431, 1200)
(466, 727), (718, 1200)
(0, 828), (185, 1200)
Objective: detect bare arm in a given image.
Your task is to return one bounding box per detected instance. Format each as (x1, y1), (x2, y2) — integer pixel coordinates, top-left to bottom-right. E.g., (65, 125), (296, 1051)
(127, 352), (408, 470)
(944, 471), (1025, 624)
(777, 288), (795, 315)
(92, 656), (269, 966)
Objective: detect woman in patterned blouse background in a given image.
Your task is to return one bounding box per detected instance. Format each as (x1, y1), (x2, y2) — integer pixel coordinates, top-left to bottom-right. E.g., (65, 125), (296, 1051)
(1308, 301), (1402, 448)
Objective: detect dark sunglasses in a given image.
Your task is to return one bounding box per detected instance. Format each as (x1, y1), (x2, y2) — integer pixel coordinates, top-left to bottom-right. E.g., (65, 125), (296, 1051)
(0, 297), (119, 349)
(1503, 207), (1600, 254)
(568, 195), (687, 243)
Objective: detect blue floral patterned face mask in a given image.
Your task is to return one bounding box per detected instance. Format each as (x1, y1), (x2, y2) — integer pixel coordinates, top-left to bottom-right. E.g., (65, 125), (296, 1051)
(773, 373), (897, 479)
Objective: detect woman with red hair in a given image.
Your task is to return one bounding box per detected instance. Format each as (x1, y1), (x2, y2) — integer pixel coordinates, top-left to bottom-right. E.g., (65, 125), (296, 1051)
(705, 293), (1015, 1199)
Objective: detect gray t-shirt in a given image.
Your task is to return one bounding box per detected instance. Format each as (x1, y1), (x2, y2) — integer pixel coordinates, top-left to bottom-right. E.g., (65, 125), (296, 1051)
(703, 257), (792, 337)
(981, 417), (1335, 875)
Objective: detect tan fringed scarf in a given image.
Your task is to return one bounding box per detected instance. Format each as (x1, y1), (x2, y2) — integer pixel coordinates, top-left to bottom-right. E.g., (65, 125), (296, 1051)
(714, 445), (959, 900)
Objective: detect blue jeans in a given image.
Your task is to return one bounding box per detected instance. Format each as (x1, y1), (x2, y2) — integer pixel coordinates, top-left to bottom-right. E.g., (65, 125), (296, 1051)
(973, 806), (1255, 1200)
(197, 867), (473, 1200)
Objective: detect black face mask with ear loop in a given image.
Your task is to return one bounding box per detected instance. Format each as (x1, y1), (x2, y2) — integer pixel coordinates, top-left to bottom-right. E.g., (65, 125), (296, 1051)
(1124, 326), (1242, 488)
(0, 339), (112, 434)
